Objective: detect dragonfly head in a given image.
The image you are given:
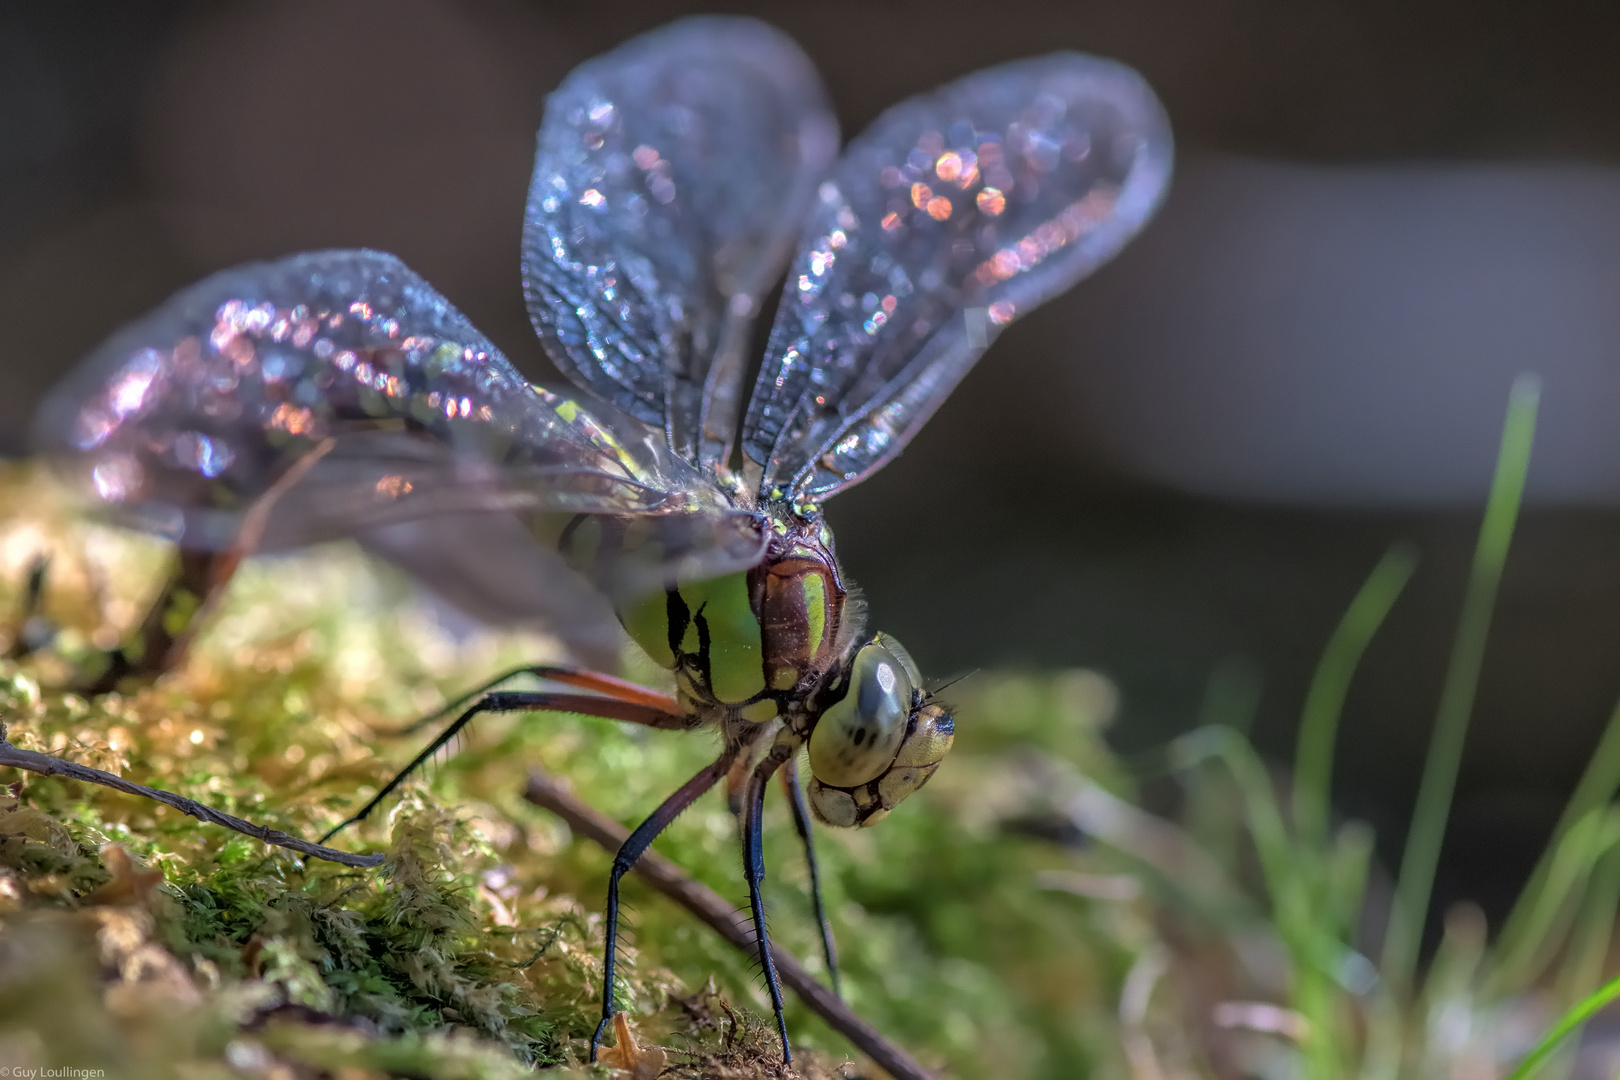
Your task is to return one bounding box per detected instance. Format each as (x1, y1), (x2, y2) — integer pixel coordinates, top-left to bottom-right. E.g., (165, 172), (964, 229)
(804, 633), (955, 828)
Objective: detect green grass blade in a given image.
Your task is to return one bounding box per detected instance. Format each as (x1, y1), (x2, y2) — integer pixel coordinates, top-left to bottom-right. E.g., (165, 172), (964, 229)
(1211, 730), (1295, 909)
(1293, 544), (1418, 847)
(1184, 658), (1264, 867)
(1534, 843), (1620, 1080)
(1199, 655), (1264, 735)
(1326, 820), (1375, 941)
(1558, 837), (1620, 1007)
(1494, 692), (1620, 978)
(1486, 809), (1620, 995)
(1503, 971), (1620, 1080)
(1381, 374), (1540, 994)
(1547, 694), (1620, 846)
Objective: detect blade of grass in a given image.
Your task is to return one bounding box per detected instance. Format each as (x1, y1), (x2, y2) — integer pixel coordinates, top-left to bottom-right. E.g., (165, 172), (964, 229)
(1210, 730), (1358, 1077)
(1493, 691), (1620, 982)
(1381, 374), (1539, 994)
(1210, 730), (1294, 909)
(1536, 842), (1620, 1080)
(1488, 808), (1620, 993)
(1184, 657), (1264, 869)
(1326, 820), (1375, 944)
(1200, 655), (1264, 736)
(1293, 544), (1418, 847)
(1558, 838), (1620, 1004)
(1503, 971), (1620, 1080)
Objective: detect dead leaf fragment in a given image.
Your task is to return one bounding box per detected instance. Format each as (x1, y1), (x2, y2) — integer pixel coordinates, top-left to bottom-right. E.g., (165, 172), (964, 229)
(82, 844), (165, 907)
(598, 1013), (668, 1080)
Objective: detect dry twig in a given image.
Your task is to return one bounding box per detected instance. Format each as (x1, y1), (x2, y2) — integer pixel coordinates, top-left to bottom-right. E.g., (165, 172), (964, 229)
(0, 732), (384, 868)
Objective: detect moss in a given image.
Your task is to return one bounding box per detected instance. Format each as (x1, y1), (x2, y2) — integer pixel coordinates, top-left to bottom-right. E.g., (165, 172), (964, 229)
(0, 463), (1182, 1078)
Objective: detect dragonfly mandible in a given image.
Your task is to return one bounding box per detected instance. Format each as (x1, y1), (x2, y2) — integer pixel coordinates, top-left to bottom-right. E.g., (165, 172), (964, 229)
(34, 16), (1172, 1064)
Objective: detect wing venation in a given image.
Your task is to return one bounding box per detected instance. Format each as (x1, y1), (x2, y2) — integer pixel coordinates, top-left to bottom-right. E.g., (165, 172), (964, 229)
(35, 249), (767, 633)
(522, 16), (837, 471)
(740, 53), (1173, 500)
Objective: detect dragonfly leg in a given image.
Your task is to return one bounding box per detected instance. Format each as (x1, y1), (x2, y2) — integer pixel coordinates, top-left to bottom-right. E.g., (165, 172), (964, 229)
(591, 750), (734, 1062)
(397, 665), (679, 735)
(722, 722), (775, 817)
(318, 689), (688, 843)
(724, 748), (753, 817)
(78, 437), (337, 695)
(780, 756), (840, 997)
(80, 546), (237, 694)
(5, 554), (55, 660)
(743, 742), (794, 1064)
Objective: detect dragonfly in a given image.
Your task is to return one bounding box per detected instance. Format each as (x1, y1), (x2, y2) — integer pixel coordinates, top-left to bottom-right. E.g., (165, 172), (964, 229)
(33, 16), (1171, 1064)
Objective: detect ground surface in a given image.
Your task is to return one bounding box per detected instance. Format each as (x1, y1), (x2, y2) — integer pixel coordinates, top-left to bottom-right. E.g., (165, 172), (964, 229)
(0, 465), (1153, 1080)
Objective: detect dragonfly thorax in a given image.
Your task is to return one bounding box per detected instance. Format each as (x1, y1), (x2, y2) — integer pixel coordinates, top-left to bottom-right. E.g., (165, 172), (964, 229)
(616, 511), (955, 828)
(617, 511), (853, 717)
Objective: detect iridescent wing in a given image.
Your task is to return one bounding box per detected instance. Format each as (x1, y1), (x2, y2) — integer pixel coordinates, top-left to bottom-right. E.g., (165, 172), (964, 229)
(741, 53), (1173, 501)
(521, 16), (838, 472)
(34, 249), (766, 611)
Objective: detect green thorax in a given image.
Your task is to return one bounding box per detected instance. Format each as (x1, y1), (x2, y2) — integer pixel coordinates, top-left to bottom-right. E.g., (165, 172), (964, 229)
(618, 512), (850, 716)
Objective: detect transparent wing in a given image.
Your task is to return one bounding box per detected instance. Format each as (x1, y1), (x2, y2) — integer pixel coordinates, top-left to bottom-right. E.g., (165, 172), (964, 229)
(357, 513), (627, 670)
(35, 249), (767, 611)
(741, 53), (1173, 500)
(521, 16), (838, 471)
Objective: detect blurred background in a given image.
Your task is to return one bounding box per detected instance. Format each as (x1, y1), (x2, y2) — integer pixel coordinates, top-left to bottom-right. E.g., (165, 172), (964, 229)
(3, 0), (1620, 937)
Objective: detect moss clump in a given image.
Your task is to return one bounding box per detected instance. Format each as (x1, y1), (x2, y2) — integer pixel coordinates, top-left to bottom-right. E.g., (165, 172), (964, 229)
(0, 463), (1182, 1078)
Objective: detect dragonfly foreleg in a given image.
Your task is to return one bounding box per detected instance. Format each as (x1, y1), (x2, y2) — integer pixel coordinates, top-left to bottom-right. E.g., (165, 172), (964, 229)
(591, 750), (736, 1063)
(721, 721), (777, 817)
(743, 739), (795, 1064)
(319, 688), (688, 843)
(395, 664), (681, 735)
(5, 554), (55, 660)
(79, 546), (237, 695)
(780, 755), (840, 997)
(76, 437), (338, 695)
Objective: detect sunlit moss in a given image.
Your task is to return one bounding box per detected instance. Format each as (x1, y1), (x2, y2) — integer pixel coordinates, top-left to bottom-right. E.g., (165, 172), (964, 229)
(0, 463), (1170, 1079)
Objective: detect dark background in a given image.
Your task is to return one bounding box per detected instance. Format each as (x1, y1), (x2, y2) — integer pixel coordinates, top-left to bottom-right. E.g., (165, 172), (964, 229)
(6, 0), (1620, 934)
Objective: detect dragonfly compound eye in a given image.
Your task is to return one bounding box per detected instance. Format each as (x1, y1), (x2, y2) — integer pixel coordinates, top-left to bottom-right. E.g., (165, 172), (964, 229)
(807, 636), (955, 828)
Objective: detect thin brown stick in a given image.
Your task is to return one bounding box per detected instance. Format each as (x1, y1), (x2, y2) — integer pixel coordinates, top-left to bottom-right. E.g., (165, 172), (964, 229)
(523, 766), (935, 1080)
(0, 734), (383, 868)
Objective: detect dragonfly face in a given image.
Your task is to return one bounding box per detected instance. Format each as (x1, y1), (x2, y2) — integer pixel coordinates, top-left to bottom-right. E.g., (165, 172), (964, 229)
(806, 633), (956, 828)
(34, 14), (1172, 1065)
